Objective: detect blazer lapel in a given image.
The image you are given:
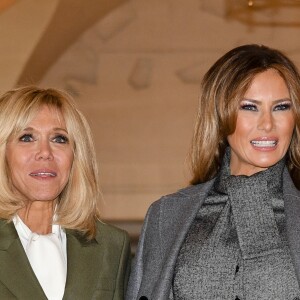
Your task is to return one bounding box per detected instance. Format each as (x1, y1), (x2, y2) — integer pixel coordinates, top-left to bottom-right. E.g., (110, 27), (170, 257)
(63, 229), (109, 300)
(153, 180), (215, 299)
(0, 220), (47, 299)
(283, 169), (300, 285)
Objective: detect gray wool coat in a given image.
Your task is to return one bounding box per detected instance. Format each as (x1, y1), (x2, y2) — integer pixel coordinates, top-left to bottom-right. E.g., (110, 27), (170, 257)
(126, 168), (300, 300)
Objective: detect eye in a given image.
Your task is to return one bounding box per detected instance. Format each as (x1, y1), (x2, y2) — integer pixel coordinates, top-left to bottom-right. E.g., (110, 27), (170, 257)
(274, 102), (292, 111)
(52, 134), (69, 144)
(240, 103), (257, 111)
(19, 134), (34, 142)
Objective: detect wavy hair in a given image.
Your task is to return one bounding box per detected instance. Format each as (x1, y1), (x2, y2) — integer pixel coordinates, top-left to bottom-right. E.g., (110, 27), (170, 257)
(190, 44), (300, 188)
(0, 86), (101, 238)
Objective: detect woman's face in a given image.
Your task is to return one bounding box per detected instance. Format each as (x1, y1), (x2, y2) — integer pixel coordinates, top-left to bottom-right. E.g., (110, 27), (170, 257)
(6, 105), (74, 203)
(227, 69), (295, 176)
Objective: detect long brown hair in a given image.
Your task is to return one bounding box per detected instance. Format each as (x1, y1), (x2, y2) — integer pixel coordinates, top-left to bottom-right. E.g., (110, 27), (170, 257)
(190, 44), (300, 188)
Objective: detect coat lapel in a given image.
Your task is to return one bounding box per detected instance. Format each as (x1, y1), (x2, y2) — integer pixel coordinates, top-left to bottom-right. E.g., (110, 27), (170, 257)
(0, 220), (47, 299)
(283, 169), (300, 285)
(63, 227), (117, 299)
(153, 180), (215, 299)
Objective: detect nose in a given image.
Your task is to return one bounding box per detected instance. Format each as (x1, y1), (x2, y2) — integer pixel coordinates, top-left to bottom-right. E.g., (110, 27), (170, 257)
(35, 140), (54, 161)
(257, 111), (274, 132)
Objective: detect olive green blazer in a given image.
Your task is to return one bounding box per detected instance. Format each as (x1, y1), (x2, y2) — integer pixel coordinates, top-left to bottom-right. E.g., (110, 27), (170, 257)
(0, 220), (131, 300)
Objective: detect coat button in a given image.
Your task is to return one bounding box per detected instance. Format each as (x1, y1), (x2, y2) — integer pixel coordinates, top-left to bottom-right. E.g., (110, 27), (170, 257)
(235, 297), (240, 300)
(139, 297), (148, 300)
(235, 265), (239, 273)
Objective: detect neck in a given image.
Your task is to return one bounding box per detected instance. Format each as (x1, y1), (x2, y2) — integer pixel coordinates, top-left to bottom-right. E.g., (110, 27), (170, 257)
(17, 200), (57, 234)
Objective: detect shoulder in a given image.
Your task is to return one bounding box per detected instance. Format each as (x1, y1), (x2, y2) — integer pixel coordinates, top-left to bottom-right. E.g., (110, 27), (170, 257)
(140, 179), (215, 235)
(95, 220), (130, 247)
(149, 179), (215, 212)
(165, 181), (213, 198)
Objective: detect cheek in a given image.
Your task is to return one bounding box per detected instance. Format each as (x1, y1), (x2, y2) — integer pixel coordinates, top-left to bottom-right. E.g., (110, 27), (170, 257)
(235, 116), (253, 135)
(6, 151), (25, 174)
(287, 118), (295, 134)
(227, 121), (254, 157)
(60, 152), (74, 177)
(281, 115), (295, 138)
(229, 115), (252, 141)
(7, 163), (27, 192)
(228, 126), (246, 147)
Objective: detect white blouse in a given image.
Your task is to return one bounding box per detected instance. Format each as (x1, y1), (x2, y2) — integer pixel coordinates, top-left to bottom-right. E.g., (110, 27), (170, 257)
(13, 215), (67, 300)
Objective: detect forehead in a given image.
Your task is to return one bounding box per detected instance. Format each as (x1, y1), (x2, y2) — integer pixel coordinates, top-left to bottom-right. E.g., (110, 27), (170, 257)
(244, 69), (289, 99)
(251, 69), (284, 82)
(25, 105), (66, 129)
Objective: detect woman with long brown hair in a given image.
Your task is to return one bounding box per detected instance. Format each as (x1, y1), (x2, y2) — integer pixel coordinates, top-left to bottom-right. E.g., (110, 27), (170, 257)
(127, 44), (300, 300)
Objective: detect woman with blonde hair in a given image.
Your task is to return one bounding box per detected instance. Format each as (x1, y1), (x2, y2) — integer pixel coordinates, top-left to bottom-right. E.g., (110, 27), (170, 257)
(127, 44), (300, 299)
(0, 86), (130, 299)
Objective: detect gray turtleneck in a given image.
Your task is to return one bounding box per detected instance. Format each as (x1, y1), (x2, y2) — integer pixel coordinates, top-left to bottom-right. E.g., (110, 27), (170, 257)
(173, 150), (300, 300)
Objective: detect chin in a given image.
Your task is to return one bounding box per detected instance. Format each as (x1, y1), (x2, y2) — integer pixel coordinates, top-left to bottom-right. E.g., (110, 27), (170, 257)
(30, 195), (58, 202)
(253, 159), (280, 169)
(253, 152), (284, 165)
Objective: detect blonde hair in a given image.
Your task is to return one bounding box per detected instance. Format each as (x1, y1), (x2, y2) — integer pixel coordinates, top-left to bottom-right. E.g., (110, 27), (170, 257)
(190, 44), (300, 188)
(0, 86), (101, 238)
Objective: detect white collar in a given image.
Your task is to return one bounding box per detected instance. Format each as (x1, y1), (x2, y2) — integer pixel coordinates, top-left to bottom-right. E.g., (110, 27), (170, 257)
(12, 214), (63, 242)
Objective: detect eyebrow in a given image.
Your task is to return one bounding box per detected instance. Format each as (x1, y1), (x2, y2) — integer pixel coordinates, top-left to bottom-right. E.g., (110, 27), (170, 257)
(22, 127), (69, 133)
(242, 98), (292, 104)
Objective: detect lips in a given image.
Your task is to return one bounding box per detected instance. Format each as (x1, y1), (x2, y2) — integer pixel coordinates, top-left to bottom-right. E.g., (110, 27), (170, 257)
(29, 169), (57, 177)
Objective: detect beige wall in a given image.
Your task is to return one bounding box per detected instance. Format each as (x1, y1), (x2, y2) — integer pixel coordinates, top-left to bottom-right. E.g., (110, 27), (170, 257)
(1, 0), (300, 224)
(0, 0), (59, 91)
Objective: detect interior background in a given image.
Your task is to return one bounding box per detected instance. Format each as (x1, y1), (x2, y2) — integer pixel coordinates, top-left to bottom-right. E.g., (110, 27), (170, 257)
(1, 0), (300, 252)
